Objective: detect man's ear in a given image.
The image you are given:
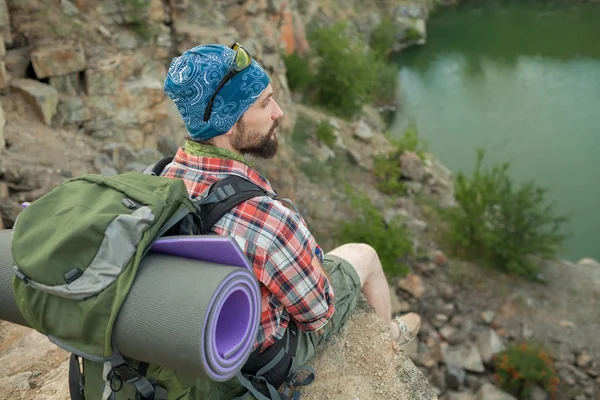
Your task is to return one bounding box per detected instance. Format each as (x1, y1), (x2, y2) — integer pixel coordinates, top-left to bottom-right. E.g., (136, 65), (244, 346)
(220, 124), (236, 137)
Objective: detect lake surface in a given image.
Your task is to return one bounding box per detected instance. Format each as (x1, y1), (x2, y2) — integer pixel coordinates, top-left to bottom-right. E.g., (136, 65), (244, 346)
(391, 0), (600, 262)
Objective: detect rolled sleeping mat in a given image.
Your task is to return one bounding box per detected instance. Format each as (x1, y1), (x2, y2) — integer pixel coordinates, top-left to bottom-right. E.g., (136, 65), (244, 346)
(0, 229), (261, 382)
(0, 230), (29, 327)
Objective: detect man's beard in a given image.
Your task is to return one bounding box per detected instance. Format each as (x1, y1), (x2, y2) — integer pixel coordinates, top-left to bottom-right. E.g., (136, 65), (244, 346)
(232, 118), (279, 159)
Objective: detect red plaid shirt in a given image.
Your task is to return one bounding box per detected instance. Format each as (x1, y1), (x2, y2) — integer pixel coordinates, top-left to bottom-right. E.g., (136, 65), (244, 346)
(161, 148), (335, 351)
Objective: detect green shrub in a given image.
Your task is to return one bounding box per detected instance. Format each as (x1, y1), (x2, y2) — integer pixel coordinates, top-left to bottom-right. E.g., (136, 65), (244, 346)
(373, 154), (406, 196)
(304, 21), (399, 118)
(371, 58), (400, 106)
(282, 52), (315, 92)
(316, 120), (336, 148)
(370, 16), (397, 58)
(373, 125), (428, 196)
(392, 123), (428, 159)
(493, 342), (559, 399)
(444, 149), (569, 280)
(335, 188), (412, 277)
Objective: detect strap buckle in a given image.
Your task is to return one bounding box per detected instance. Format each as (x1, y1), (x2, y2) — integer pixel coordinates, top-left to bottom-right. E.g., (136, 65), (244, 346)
(113, 363), (142, 384)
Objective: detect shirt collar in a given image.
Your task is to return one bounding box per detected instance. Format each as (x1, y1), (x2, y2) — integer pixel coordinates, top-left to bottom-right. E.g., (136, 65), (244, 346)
(174, 142), (277, 197)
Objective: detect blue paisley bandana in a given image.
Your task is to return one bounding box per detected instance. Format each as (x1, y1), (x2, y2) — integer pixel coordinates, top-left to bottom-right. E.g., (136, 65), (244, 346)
(163, 44), (271, 141)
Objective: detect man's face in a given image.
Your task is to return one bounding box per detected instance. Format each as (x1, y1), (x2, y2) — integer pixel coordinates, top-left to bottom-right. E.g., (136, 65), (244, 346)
(231, 84), (284, 159)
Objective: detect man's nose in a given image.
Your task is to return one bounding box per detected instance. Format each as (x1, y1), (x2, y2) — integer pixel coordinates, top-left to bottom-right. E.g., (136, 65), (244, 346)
(272, 100), (284, 120)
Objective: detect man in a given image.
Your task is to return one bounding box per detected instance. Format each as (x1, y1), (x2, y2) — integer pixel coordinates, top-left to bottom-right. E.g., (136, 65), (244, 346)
(161, 43), (421, 399)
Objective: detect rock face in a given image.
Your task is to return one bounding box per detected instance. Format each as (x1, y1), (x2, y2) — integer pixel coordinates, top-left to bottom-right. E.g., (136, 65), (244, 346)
(30, 42), (87, 79)
(299, 295), (438, 400)
(10, 79), (59, 125)
(0, 321), (69, 400)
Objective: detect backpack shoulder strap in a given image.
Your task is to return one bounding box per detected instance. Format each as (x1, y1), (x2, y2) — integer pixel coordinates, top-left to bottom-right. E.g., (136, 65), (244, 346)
(143, 156), (175, 176)
(196, 175), (270, 233)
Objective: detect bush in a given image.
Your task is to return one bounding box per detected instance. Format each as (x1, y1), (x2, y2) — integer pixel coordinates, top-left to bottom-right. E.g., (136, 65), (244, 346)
(444, 149), (569, 280)
(284, 21), (399, 118)
(316, 120), (336, 148)
(393, 123), (428, 159)
(493, 342), (559, 399)
(335, 188), (412, 277)
(282, 52), (315, 92)
(370, 16), (397, 58)
(373, 125), (428, 196)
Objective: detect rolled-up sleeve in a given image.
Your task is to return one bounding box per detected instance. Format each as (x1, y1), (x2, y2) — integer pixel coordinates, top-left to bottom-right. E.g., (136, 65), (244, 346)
(260, 211), (335, 332)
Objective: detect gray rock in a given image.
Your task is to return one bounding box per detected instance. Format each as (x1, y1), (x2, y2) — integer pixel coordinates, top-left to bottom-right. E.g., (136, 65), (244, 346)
(11, 79), (59, 125)
(115, 30), (140, 51)
(529, 384), (548, 400)
(346, 148), (365, 169)
(407, 217), (428, 233)
(0, 61), (7, 88)
(30, 42), (86, 79)
(445, 392), (475, 400)
(480, 310), (495, 324)
(124, 162), (149, 173)
(157, 136), (180, 156)
(136, 148), (164, 166)
(396, 4), (425, 19)
(446, 364), (466, 391)
(405, 181), (423, 195)
(314, 143), (335, 162)
(442, 342), (485, 373)
(49, 73), (83, 96)
(60, 0), (79, 16)
(0, 98), (4, 151)
(85, 55), (122, 96)
(57, 96), (92, 125)
(400, 151), (425, 181)
(0, 0), (11, 46)
(96, 0), (150, 24)
(353, 120), (374, 141)
(100, 167), (119, 176)
(464, 374), (482, 389)
(102, 143), (137, 172)
(475, 329), (506, 364)
(476, 383), (516, 400)
(94, 154), (114, 172)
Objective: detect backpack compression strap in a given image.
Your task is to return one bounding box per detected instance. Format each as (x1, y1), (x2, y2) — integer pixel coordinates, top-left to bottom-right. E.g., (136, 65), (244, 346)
(196, 175), (269, 233)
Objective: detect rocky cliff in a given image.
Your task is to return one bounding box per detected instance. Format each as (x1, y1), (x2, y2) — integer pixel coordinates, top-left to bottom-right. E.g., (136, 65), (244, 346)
(1, 1), (599, 400)
(0, 0), (438, 399)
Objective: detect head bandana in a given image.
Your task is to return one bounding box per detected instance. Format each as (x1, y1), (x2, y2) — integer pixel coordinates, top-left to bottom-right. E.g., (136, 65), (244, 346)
(163, 44), (271, 141)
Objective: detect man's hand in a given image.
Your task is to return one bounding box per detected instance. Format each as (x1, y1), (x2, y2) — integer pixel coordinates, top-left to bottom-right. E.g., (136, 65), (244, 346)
(310, 255), (332, 336)
(311, 254), (332, 285)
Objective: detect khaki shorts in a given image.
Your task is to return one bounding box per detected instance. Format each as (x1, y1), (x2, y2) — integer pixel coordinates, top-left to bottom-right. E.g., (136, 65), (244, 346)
(187, 254), (361, 400)
(291, 253), (362, 372)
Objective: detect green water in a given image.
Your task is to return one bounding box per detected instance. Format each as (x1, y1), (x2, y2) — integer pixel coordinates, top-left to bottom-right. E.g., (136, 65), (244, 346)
(391, 1), (600, 262)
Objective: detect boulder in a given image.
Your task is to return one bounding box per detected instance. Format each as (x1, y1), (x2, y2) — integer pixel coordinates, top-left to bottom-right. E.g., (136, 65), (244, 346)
(0, 98), (4, 151)
(353, 120), (374, 142)
(476, 383), (517, 400)
(0, 61), (8, 89)
(475, 329), (505, 364)
(11, 79), (59, 125)
(441, 342), (485, 373)
(400, 151), (425, 181)
(298, 295), (437, 399)
(0, 0), (10, 46)
(85, 55), (122, 96)
(30, 42), (86, 79)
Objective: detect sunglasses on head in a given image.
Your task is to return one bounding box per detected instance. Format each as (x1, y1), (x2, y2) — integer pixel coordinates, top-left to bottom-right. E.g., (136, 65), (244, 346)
(203, 42), (253, 123)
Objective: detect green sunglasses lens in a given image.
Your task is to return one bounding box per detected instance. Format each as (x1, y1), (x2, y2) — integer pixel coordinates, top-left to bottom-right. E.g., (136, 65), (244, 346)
(234, 48), (251, 71)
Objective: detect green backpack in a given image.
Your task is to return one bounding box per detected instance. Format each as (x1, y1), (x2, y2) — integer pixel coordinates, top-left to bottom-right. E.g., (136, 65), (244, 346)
(11, 157), (269, 400)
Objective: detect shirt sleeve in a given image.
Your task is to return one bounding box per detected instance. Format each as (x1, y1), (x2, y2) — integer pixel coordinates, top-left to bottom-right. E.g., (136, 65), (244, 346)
(260, 209), (335, 332)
